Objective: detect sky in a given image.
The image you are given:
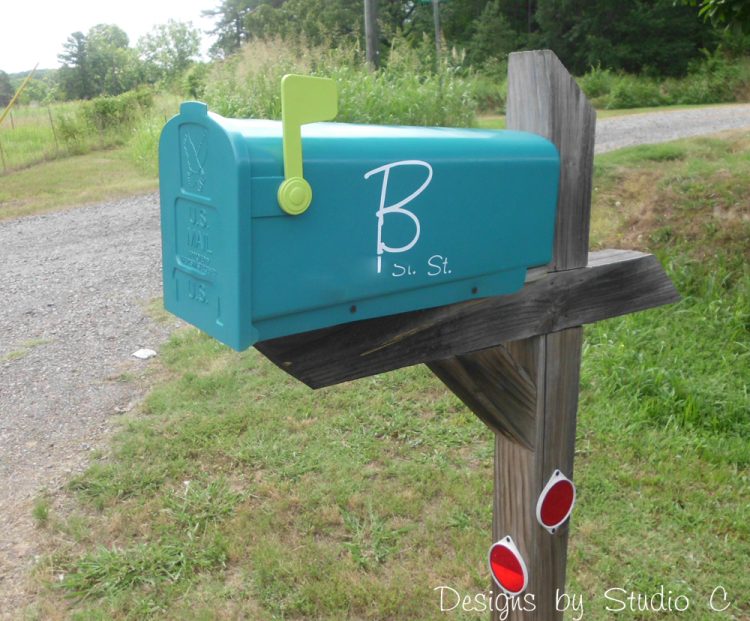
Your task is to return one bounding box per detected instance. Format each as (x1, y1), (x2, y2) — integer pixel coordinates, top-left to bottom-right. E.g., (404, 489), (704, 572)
(0, 0), (218, 74)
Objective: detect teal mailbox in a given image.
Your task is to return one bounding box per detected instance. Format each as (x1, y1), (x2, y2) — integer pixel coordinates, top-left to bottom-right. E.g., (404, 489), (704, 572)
(159, 75), (560, 351)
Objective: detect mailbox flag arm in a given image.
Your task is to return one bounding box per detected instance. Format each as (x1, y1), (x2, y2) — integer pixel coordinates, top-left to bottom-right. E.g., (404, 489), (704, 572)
(278, 74), (338, 215)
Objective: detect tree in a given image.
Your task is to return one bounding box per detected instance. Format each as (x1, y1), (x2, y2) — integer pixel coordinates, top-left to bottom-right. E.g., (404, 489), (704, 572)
(57, 25), (141, 99)
(439, 0), (493, 44)
(139, 20), (201, 84)
(679, 0), (750, 32)
(250, 0), (362, 45)
(494, 0), (538, 35)
(0, 70), (13, 107)
(86, 24), (141, 95)
(203, 0), (261, 57)
(58, 31), (93, 99)
(14, 70), (59, 104)
(468, 0), (521, 66)
(535, 0), (716, 76)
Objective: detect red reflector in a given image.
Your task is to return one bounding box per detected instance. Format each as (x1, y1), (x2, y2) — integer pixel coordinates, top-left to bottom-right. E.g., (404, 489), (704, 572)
(536, 470), (576, 533)
(489, 537), (528, 595)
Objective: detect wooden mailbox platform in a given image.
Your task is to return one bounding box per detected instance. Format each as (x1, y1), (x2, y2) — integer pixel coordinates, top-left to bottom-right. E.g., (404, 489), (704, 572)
(256, 50), (679, 619)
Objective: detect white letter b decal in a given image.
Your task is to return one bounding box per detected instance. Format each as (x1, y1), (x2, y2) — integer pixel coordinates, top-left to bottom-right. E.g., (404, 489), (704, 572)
(364, 160), (433, 273)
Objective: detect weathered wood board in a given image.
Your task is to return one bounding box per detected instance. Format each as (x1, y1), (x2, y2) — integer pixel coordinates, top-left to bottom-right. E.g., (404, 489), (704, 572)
(256, 249), (678, 389)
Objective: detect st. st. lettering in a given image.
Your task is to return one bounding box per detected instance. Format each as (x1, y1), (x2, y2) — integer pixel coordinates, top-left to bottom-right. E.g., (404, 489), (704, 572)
(391, 255), (451, 278)
(427, 254), (451, 276)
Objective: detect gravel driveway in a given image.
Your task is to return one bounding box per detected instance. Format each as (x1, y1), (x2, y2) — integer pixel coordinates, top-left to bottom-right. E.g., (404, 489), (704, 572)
(1, 103), (750, 616)
(594, 103), (750, 153)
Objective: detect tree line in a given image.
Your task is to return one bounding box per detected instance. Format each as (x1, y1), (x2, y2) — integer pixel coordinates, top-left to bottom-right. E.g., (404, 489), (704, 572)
(205, 0), (749, 77)
(55, 20), (201, 100)
(2, 0), (749, 107)
(0, 20), (201, 104)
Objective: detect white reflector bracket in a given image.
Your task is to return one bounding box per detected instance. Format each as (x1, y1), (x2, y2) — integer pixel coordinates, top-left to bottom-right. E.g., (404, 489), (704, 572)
(536, 469), (576, 534)
(488, 536), (528, 596)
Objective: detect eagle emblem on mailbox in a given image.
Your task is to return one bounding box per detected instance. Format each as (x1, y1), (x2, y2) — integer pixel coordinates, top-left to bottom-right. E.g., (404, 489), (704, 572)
(180, 125), (208, 194)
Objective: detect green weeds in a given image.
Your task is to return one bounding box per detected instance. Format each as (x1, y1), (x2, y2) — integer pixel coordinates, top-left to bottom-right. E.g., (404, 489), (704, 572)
(203, 37), (478, 128)
(32, 497), (51, 528)
(578, 54), (750, 109)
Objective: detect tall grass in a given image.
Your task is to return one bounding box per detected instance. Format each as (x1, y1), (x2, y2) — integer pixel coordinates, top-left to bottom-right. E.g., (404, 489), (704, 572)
(126, 94), (182, 178)
(124, 38), (480, 178)
(0, 102), (79, 171)
(0, 91), (157, 173)
(7, 42), (748, 179)
(203, 37), (479, 127)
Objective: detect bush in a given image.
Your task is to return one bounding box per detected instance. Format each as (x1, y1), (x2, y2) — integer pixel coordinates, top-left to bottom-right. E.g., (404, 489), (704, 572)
(578, 65), (617, 101)
(666, 51), (745, 104)
(606, 75), (665, 109)
(81, 88), (154, 132)
(128, 115), (162, 177)
(40, 88), (159, 162)
(203, 37), (478, 127)
(55, 111), (90, 153)
(183, 63), (210, 100)
(577, 53), (750, 110)
(470, 72), (507, 114)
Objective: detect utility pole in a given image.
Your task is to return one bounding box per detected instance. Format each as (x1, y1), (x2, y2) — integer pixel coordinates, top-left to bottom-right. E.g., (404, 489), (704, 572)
(364, 0), (379, 69)
(432, 0), (441, 61)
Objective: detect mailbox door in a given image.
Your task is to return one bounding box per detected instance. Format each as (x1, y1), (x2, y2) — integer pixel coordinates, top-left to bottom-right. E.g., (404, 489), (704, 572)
(160, 103), (256, 350)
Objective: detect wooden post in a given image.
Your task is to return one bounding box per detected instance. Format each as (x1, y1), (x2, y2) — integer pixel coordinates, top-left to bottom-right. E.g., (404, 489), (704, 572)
(48, 106), (59, 151)
(254, 49), (677, 619)
(0, 137), (7, 173)
(430, 50), (595, 619)
(364, 0), (379, 69)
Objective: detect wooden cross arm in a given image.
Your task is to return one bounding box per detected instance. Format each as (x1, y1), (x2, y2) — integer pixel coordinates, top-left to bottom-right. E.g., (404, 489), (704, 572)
(255, 249), (680, 389)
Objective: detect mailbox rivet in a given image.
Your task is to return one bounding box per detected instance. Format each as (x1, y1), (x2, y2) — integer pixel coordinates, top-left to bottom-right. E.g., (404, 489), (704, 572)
(290, 186), (305, 204)
(472, 287), (479, 294)
(350, 305), (357, 314)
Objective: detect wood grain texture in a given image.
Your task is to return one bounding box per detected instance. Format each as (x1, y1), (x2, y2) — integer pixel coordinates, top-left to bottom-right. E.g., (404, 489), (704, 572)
(486, 330), (583, 618)
(255, 249), (679, 388)
(428, 344), (538, 448)
(487, 50), (594, 620)
(506, 50), (596, 271)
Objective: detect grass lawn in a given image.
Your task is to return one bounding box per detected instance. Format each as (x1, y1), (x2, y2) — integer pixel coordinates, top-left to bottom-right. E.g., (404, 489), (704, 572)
(0, 149), (157, 221)
(24, 132), (750, 620)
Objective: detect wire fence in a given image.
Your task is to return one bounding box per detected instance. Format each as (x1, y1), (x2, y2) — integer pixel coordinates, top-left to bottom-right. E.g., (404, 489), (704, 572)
(0, 103), (78, 173)
(0, 95), (179, 176)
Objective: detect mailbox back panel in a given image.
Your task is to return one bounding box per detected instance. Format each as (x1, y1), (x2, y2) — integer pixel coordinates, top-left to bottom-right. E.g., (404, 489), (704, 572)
(160, 104), (559, 350)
